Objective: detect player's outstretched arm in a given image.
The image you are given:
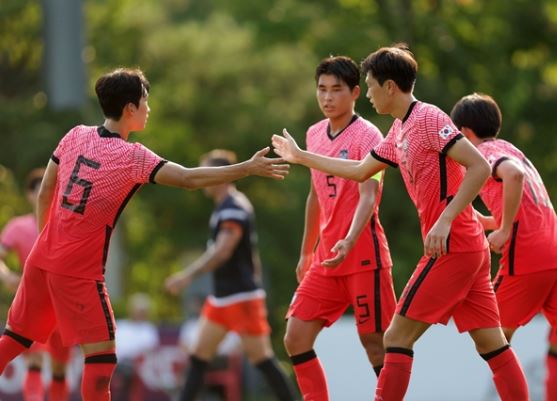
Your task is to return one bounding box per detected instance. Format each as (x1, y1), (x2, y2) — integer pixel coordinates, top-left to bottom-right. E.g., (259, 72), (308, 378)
(272, 129), (385, 182)
(154, 147), (289, 189)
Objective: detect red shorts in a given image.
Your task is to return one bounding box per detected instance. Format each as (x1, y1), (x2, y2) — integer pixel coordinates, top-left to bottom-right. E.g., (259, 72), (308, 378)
(202, 294), (271, 336)
(286, 268), (397, 334)
(8, 265), (116, 346)
(549, 326), (557, 344)
(493, 269), (557, 329)
(397, 249), (500, 333)
(26, 329), (72, 362)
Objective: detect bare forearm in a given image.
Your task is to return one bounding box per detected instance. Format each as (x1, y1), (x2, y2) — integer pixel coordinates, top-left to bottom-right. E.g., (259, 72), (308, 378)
(298, 150), (371, 182)
(440, 163), (489, 223)
(346, 197), (376, 244)
(299, 192), (320, 257)
(500, 177), (523, 231)
(185, 247), (228, 280)
(180, 163), (250, 190)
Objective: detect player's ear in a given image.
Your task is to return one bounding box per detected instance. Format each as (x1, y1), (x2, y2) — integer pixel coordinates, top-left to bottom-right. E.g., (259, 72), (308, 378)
(352, 85), (361, 99)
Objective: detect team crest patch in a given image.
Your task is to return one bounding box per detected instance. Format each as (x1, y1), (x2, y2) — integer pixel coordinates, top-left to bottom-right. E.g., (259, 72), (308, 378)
(339, 149), (349, 159)
(438, 124), (454, 139)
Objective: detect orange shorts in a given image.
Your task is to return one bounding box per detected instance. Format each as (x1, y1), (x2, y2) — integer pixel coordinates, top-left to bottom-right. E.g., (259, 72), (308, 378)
(397, 248), (500, 333)
(202, 294), (271, 336)
(493, 268), (557, 329)
(286, 268), (397, 334)
(8, 265), (115, 346)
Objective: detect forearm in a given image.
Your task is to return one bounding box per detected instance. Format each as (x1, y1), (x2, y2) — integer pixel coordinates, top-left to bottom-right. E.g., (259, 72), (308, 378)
(345, 196), (376, 243)
(440, 163), (489, 223)
(297, 150), (371, 182)
(184, 247), (228, 280)
(500, 178), (523, 231)
(299, 193), (320, 258)
(181, 163), (251, 190)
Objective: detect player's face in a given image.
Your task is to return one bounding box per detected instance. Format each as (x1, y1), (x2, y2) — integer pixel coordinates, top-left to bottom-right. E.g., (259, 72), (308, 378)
(316, 74), (358, 120)
(365, 73), (390, 115)
(131, 95), (150, 131)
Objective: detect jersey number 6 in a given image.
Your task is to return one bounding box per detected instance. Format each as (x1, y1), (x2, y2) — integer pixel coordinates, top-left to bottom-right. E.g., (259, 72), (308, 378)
(61, 155), (101, 215)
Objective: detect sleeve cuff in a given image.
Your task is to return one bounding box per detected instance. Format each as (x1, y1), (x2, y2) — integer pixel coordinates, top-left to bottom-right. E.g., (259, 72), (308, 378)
(441, 133), (464, 155)
(370, 150), (398, 168)
(51, 155), (60, 164)
(149, 160), (168, 184)
(491, 157), (510, 182)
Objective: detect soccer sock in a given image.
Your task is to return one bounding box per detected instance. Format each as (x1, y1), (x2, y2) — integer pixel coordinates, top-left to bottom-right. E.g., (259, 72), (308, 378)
(255, 357), (298, 401)
(23, 366), (44, 401)
(481, 345), (529, 401)
(178, 355), (209, 401)
(0, 329), (33, 374)
(546, 350), (557, 401)
(290, 350), (329, 401)
(373, 364), (383, 377)
(81, 352), (117, 401)
(374, 347), (414, 401)
(49, 374), (69, 401)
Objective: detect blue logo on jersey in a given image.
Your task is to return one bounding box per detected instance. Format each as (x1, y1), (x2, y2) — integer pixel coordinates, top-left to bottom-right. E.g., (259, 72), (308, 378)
(339, 149), (349, 159)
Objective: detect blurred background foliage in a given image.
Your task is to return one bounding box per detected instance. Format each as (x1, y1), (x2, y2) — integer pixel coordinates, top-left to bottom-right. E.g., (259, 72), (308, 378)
(1, 0), (557, 343)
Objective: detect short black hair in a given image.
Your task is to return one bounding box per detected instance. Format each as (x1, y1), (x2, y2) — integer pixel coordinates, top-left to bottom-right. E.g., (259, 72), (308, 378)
(94, 68), (150, 120)
(361, 43), (417, 93)
(315, 56), (360, 90)
(450, 93), (502, 139)
(199, 149), (238, 167)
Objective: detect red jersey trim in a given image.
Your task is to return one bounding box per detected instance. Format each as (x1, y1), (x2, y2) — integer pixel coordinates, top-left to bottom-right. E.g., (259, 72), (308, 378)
(371, 149), (398, 168)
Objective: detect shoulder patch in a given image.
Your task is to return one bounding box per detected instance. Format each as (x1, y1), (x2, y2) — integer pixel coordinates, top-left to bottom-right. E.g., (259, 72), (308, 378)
(438, 124), (454, 140)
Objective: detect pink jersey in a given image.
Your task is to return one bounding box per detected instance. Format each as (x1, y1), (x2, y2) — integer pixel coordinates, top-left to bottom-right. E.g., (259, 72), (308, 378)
(372, 101), (487, 253)
(27, 125), (165, 280)
(0, 214), (38, 266)
(478, 139), (557, 275)
(308, 115), (392, 276)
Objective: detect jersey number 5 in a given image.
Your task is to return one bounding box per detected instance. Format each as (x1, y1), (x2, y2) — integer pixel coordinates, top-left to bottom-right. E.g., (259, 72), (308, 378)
(326, 175), (337, 198)
(61, 155), (101, 215)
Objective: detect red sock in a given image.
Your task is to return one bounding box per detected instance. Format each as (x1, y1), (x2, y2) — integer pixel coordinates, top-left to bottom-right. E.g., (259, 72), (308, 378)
(290, 350), (329, 401)
(0, 330), (32, 374)
(546, 351), (557, 401)
(374, 348), (413, 401)
(49, 375), (69, 401)
(483, 346), (529, 401)
(23, 367), (45, 401)
(81, 352), (117, 401)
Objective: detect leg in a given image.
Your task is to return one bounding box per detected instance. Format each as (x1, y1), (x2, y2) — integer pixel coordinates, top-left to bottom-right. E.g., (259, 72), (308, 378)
(242, 334), (297, 401)
(80, 340), (117, 401)
(468, 327), (528, 401)
(179, 316), (228, 401)
(283, 317), (327, 401)
(374, 314), (430, 401)
(358, 332), (385, 376)
(23, 350), (44, 401)
(48, 329), (72, 401)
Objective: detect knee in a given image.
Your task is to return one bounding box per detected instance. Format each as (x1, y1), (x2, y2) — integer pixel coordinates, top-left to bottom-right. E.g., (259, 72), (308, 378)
(383, 325), (413, 349)
(359, 334), (385, 364)
(283, 329), (309, 355)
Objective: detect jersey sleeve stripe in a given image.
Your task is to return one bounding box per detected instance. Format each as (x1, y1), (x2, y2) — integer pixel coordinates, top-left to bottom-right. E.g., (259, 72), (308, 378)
(149, 160), (168, 184)
(440, 133), (464, 155)
(371, 150), (398, 168)
(51, 155), (60, 164)
(491, 156), (510, 182)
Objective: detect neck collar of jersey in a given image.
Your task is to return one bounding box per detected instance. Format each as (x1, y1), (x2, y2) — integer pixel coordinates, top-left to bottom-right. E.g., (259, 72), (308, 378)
(402, 101), (418, 123)
(327, 114), (359, 141)
(98, 126), (123, 139)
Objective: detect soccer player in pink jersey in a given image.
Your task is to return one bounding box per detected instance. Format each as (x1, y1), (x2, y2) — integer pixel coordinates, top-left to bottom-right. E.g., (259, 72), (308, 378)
(451, 93), (557, 401)
(1, 168), (73, 401)
(0, 68), (288, 401)
(273, 44), (529, 401)
(281, 56), (396, 401)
